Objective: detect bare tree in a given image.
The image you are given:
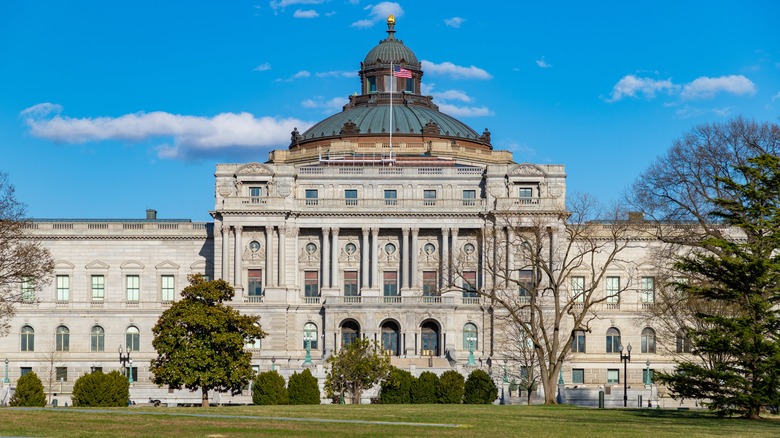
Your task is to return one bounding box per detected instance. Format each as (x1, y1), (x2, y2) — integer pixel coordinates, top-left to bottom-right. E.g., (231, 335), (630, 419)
(453, 193), (641, 404)
(0, 172), (54, 335)
(494, 315), (540, 405)
(40, 341), (63, 405)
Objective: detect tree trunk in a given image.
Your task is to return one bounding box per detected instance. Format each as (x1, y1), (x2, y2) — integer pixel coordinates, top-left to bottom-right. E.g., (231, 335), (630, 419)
(202, 388), (209, 408)
(541, 372), (557, 404)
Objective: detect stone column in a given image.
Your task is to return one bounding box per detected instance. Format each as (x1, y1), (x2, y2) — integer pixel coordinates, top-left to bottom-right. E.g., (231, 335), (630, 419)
(401, 228), (410, 290)
(221, 224), (229, 281)
(278, 225), (286, 287)
(265, 226), (274, 287)
(289, 226), (299, 287)
(507, 227), (515, 287)
(451, 228), (459, 287)
(361, 227), (370, 289)
(370, 227), (379, 289)
(322, 227), (331, 288)
(441, 228), (449, 288)
(331, 227), (340, 288)
(234, 226), (242, 287)
(411, 227), (419, 288)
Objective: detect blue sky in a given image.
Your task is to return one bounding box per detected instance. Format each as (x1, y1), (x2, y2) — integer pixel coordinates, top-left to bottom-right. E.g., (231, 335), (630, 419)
(2, 1), (778, 222)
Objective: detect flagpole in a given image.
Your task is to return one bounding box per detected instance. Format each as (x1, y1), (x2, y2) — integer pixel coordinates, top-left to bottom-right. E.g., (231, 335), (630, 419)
(389, 62), (393, 161)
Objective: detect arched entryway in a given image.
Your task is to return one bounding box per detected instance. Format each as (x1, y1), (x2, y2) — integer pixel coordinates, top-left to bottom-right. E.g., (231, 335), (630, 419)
(420, 320), (441, 356)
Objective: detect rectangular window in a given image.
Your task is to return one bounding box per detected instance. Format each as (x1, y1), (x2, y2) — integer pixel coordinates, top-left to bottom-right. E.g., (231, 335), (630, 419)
(384, 189), (397, 205)
(343, 271), (358, 296)
(606, 276), (620, 303)
(463, 189), (476, 206)
(422, 271), (438, 296)
(641, 276), (655, 303)
(572, 369), (585, 384)
(571, 276), (585, 303)
(21, 278), (35, 303)
(518, 269), (533, 301)
(56, 367), (68, 382)
(571, 330), (586, 353)
(91, 275), (105, 301)
(518, 187), (533, 198)
(367, 76), (377, 93)
(404, 78), (413, 93)
(304, 271), (319, 297)
(345, 189), (358, 206)
(20, 367), (32, 377)
(383, 74), (394, 92)
(56, 275), (69, 302)
(423, 189), (437, 206)
(91, 366), (103, 373)
(463, 271), (478, 298)
(643, 368), (654, 385)
(161, 275), (175, 302)
(249, 187), (262, 204)
(607, 369), (619, 384)
(383, 271), (398, 297)
(305, 189), (318, 205)
(126, 275), (140, 302)
(248, 270), (263, 297)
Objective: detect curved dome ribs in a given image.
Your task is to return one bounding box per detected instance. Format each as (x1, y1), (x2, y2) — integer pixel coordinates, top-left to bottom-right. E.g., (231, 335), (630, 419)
(294, 15), (491, 151)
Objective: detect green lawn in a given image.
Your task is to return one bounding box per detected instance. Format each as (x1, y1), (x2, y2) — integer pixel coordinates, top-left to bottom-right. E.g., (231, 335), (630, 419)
(0, 404), (778, 437)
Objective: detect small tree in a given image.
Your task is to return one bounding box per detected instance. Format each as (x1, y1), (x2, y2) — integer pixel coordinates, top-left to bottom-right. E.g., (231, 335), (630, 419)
(288, 368), (320, 405)
(463, 369), (498, 404)
(324, 338), (390, 404)
(379, 367), (413, 404)
(411, 371), (439, 404)
(9, 371), (46, 407)
(252, 370), (288, 405)
(150, 275), (265, 407)
(71, 370), (129, 407)
(437, 370), (465, 404)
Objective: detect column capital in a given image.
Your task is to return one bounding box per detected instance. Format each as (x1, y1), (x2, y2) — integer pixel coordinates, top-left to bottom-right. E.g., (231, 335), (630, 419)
(371, 227), (380, 235)
(411, 227), (420, 235)
(402, 228), (410, 237)
(331, 227), (340, 235)
(287, 226), (299, 237)
(362, 227), (371, 235)
(278, 225), (287, 235)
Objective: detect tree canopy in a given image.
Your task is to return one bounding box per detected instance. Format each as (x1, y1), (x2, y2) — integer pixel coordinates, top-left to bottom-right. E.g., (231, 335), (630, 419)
(324, 338), (390, 404)
(0, 172), (54, 335)
(150, 274), (265, 407)
(655, 153), (780, 419)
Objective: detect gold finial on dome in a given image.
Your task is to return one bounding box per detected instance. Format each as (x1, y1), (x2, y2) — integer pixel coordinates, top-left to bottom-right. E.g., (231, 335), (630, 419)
(386, 14), (396, 39)
(387, 14), (395, 24)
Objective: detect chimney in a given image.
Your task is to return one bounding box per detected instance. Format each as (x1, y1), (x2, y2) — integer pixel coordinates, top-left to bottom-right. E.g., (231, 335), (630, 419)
(627, 212), (644, 222)
(146, 209), (157, 220)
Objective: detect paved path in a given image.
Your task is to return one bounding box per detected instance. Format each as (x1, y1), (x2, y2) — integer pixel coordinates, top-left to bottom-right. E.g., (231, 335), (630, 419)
(10, 407), (462, 428)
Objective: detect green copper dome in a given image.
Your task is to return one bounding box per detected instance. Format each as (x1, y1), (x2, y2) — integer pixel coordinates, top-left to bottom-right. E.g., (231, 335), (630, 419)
(362, 14), (420, 68)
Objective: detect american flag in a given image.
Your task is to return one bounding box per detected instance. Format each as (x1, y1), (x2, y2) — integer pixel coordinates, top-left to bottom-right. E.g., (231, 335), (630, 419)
(393, 65), (412, 78)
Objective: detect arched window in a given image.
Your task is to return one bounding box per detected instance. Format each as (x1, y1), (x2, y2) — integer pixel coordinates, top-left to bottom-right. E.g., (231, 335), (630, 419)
(91, 326), (105, 352)
(463, 323), (478, 350)
(421, 321), (440, 356)
(304, 322), (318, 349)
(381, 321), (399, 356)
(605, 327), (621, 353)
(676, 329), (692, 353)
(126, 326), (140, 352)
(56, 325), (69, 352)
(641, 327), (656, 353)
(20, 325), (34, 352)
(341, 321), (360, 349)
(247, 323), (262, 349)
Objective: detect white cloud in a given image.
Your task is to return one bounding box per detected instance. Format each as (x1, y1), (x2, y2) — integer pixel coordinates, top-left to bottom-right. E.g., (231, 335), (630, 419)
(444, 17), (465, 28)
(680, 75), (756, 100)
(270, 0), (327, 12)
(421, 60), (492, 80)
(437, 103), (493, 117)
(433, 89), (471, 102)
(535, 57), (552, 68)
(351, 2), (403, 28)
(773, 91), (780, 101)
(21, 103), (311, 160)
(253, 63), (272, 72)
(606, 75), (676, 102)
(316, 70), (356, 78)
(274, 70), (311, 82)
(293, 9), (319, 18)
(300, 96), (348, 113)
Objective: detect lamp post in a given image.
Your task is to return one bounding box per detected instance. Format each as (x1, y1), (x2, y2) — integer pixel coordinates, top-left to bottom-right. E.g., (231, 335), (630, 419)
(503, 359), (508, 384)
(618, 343), (632, 407)
(128, 358), (134, 384)
(645, 360), (651, 385)
(466, 336), (476, 366)
(3, 358), (9, 384)
(271, 356), (276, 372)
(119, 345), (131, 383)
(303, 329), (313, 367)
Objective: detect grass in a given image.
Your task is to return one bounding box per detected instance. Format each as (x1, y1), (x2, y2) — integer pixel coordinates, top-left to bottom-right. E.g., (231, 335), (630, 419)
(0, 404), (778, 437)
